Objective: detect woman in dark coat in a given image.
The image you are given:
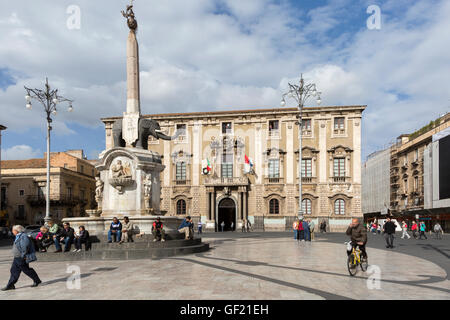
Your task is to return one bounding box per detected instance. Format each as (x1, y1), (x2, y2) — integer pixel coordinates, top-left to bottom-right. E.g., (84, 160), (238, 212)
(74, 226), (90, 252)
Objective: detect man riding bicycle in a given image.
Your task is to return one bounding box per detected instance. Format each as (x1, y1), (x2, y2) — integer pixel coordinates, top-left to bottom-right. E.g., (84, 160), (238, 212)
(346, 218), (368, 261)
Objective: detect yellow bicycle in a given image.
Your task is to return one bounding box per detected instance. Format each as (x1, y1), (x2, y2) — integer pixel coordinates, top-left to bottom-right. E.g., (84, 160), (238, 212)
(346, 241), (368, 276)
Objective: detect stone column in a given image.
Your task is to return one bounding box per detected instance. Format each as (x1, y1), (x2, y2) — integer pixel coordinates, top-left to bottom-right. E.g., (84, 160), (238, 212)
(126, 30), (140, 114)
(243, 189), (247, 220)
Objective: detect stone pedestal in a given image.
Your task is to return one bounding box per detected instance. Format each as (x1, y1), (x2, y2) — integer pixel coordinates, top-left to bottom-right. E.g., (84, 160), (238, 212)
(97, 147), (163, 216)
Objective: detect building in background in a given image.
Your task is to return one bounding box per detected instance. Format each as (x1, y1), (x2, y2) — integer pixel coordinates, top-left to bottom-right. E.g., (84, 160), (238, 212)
(0, 150), (96, 226)
(0, 125), (6, 227)
(362, 148), (390, 220)
(102, 106), (366, 232)
(363, 112), (450, 231)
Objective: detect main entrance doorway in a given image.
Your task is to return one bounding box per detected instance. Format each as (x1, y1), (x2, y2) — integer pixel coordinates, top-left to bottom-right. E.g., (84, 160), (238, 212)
(218, 198), (236, 231)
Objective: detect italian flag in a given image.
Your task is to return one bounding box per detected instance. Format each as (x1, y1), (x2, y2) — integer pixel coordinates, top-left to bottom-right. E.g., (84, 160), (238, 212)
(202, 159), (211, 175)
(244, 155), (254, 174)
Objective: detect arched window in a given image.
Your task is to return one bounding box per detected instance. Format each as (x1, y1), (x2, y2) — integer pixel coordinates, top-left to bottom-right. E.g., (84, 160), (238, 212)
(302, 199), (312, 215)
(176, 199), (186, 215)
(334, 199), (345, 215)
(269, 199), (279, 214)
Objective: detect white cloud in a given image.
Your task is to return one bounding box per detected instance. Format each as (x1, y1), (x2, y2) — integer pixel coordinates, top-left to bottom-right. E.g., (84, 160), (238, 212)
(2, 145), (41, 160)
(0, 0), (449, 160)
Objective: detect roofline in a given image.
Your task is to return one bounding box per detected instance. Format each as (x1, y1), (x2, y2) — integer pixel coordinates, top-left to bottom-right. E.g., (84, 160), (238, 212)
(0, 125), (7, 130)
(101, 105), (367, 122)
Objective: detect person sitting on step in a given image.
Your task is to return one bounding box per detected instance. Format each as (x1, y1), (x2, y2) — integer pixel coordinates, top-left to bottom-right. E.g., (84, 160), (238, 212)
(152, 217), (165, 242)
(178, 216), (193, 240)
(35, 226), (53, 252)
(119, 216), (134, 244)
(73, 226), (90, 252)
(54, 223), (75, 252)
(108, 217), (122, 243)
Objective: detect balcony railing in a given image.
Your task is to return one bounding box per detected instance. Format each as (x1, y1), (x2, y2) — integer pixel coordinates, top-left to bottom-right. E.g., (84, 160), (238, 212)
(331, 176), (349, 183)
(265, 177), (284, 184)
(27, 194), (84, 207)
(173, 179), (190, 186)
(268, 130), (280, 138)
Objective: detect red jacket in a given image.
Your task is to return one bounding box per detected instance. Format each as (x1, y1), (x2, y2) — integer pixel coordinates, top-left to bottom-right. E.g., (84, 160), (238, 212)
(297, 222), (304, 231)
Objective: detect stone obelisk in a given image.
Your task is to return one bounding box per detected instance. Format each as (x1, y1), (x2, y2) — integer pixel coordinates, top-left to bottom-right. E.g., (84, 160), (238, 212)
(122, 4), (140, 147)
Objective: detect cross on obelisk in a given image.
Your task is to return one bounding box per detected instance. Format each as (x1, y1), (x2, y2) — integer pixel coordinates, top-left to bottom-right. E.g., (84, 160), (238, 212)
(122, 1), (140, 147)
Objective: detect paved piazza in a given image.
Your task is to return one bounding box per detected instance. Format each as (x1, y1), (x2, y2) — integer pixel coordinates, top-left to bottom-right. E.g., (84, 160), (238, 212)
(0, 233), (449, 300)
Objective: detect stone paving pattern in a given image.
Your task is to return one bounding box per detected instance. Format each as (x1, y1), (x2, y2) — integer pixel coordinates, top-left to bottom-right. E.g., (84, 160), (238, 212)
(0, 232), (448, 300)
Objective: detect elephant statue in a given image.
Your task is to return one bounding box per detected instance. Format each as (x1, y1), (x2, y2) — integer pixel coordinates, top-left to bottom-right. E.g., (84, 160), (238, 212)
(112, 118), (183, 149)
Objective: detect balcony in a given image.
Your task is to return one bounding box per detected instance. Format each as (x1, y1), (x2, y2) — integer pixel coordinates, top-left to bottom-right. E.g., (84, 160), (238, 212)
(268, 130), (280, 139)
(173, 179), (190, 186)
(331, 176), (350, 183)
(401, 163), (408, 170)
(27, 194), (83, 207)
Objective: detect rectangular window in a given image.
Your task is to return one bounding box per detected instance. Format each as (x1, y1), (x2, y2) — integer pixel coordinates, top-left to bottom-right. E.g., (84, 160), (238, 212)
(80, 165), (84, 174)
(334, 117), (345, 131)
(67, 187), (72, 200)
(333, 158), (345, 177)
(404, 179), (408, 193)
(302, 119), (311, 131)
(176, 162), (186, 181)
(269, 120), (279, 137)
(414, 176), (419, 192)
(268, 159), (280, 178)
(222, 122), (232, 135)
(80, 190), (85, 200)
(17, 205), (25, 220)
(221, 153), (233, 178)
(176, 124), (187, 141)
(414, 149), (419, 162)
(301, 159), (312, 177)
(19, 189), (25, 197)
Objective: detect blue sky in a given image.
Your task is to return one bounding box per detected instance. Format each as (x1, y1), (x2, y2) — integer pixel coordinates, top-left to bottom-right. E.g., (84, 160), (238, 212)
(0, 0), (449, 161)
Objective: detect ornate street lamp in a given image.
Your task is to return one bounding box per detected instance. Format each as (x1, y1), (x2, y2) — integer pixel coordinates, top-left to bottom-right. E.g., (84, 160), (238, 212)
(281, 74), (321, 220)
(24, 78), (73, 223)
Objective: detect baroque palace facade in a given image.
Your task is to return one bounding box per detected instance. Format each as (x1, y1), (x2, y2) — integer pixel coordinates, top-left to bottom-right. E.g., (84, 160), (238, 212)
(102, 106), (365, 232)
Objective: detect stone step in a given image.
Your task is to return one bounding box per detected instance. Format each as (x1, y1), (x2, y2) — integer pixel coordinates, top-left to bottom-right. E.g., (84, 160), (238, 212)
(90, 238), (202, 249)
(91, 232), (186, 242)
(35, 243), (209, 261)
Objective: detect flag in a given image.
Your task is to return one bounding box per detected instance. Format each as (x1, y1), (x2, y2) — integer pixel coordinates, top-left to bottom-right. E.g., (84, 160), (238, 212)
(202, 158), (211, 175)
(244, 155), (254, 174)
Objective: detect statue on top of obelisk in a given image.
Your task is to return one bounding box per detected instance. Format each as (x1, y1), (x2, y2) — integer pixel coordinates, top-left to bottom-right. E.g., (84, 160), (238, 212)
(121, 0), (141, 147)
(121, 3), (138, 31)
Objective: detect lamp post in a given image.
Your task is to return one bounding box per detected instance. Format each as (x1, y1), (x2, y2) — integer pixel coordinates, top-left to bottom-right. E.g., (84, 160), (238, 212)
(24, 78), (73, 223)
(0, 125), (6, 218)
(281, 74), (321, 220)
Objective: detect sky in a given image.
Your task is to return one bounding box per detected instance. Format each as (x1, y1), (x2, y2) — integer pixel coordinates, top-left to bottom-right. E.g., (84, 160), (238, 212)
(0, 0), (449, 161)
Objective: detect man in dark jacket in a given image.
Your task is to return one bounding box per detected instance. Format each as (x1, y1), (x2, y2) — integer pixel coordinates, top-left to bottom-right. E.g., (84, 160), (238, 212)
(152, 217), (165, 242)
(2, 225), (41, 291)
(108, 217), (122, 243)
(178, 216), (193, 240)
(383, 217), (397, 248)
(54, 222), (75, 252)
(346, 218), (368, 259)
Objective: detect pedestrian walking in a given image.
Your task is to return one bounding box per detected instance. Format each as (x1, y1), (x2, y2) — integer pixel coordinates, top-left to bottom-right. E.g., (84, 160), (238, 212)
(401, 221), (411, 239)
(197, 220), (203, 235)
(220, 221), (225, 232)
(383, 217), (397, 248)
(297, 219), (305, 241)
(377, 224), (381, 235)
(293, 220), (299, 240)
(242, 219), (247, 232)
(246, 219), (252, 232)
(433, 222), (443, 239)
(419, 222), (427, 239)
(2, 225), (42, 291)
(411, 221), (418, 239)
(308, 219), (315, 241)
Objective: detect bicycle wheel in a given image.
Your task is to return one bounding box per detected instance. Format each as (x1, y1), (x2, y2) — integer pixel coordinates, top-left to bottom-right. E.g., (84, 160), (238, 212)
(360, 256), (368, 272)
(347, 254), (358, 276)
